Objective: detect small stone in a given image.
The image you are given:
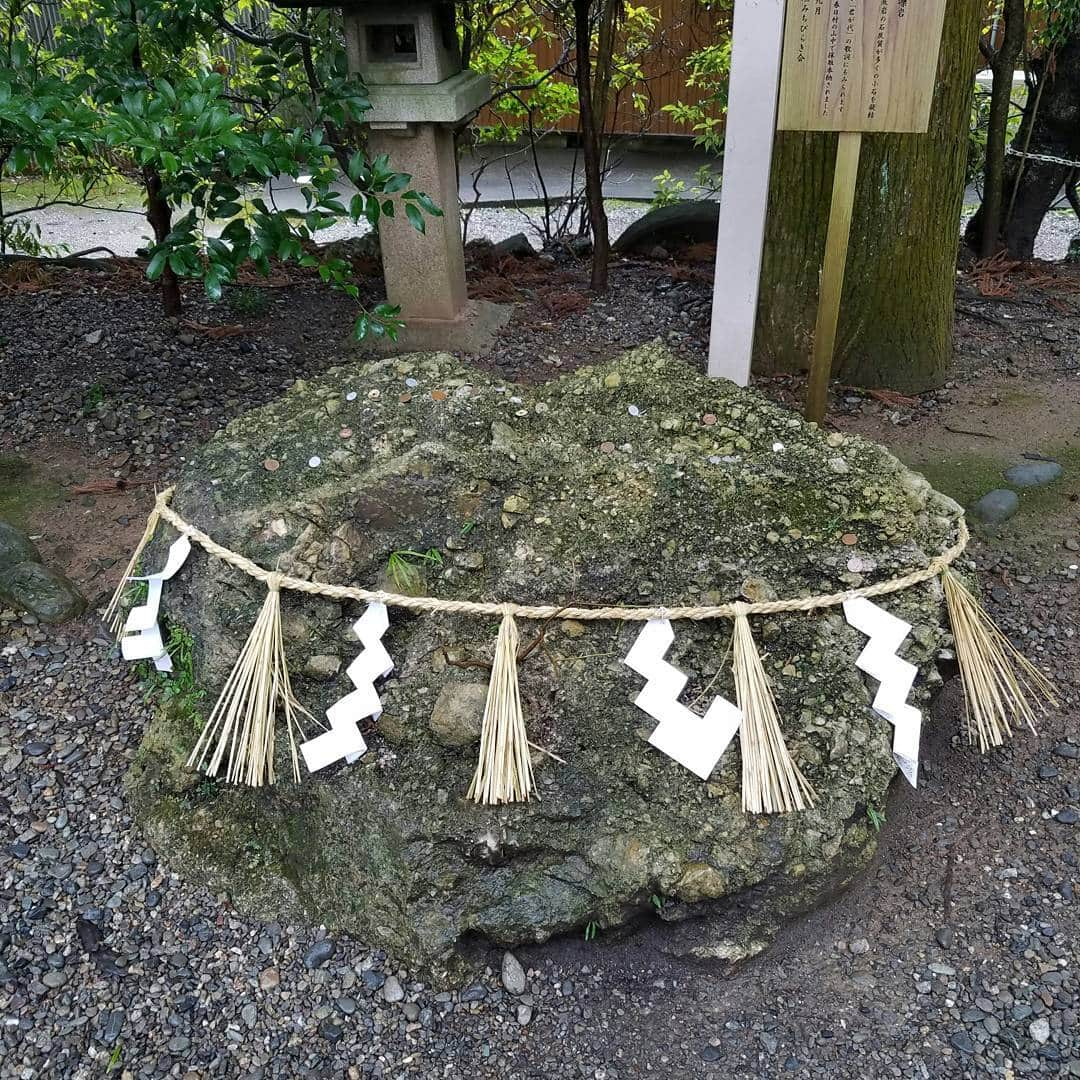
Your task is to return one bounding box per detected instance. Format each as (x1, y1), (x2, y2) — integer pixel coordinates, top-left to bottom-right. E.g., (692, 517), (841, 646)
(971, 489), (1019, 524)
(303, 939), (335, 969)
(362, 969), (385, 992)
(841, 533), (858, 546)
(319, 1020), (343, 1042)
(1030, 1017), (1051, 1044)
(428, 683), (486, 748)
(402, 1002), (420, 1022)
(303, 654), (341, 681)
(501, 951), (526, 995)
(951, 1032), (975, 1054)
(849, 938), (870, 954)
(935, 926), (955, 949)
(84, 329), (103, 345)
(1056, 808), (1078, 825)
(340, 427), (353, 439)
(308, 456), (322, 468)
(702, 413), (717, 426)
(258, 967), (280, 990)
(382, 975), (405, 1003)
(460, 985), (486, 1002)
(599, 441), (615, 454)
(516, 1004), (533, 1026)
(431, 390), (448, 401)
(1004, 461), (1062, 488)
(603, 372), (622, 388)
(262, 459), (280, 472)
(241, 1003), (258, 1028)
(502, 494), (531, 514)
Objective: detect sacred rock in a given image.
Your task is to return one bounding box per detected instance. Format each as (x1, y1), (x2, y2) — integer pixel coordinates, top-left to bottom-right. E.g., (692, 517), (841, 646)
(128, 344), (961, 982)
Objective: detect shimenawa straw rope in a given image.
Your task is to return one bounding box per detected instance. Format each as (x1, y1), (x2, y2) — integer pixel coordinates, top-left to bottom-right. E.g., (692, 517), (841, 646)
(148, 487), (969, 621)
(731, 606), (816, 814)
(112, 488), (1057, 807)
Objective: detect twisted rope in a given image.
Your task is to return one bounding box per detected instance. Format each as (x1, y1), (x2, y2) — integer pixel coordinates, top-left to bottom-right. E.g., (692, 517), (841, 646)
(150, 487), (968, 622)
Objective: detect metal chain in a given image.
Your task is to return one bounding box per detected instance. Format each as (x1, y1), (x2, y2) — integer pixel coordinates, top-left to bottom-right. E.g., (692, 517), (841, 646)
(1005, 145), (1080, 169)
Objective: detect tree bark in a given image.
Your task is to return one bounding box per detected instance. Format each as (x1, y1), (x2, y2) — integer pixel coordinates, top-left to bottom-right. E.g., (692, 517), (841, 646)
(979, 0), (1025, 257)
(967, 35), (1080, 258)
(573, 0), (610, 292)
(752, 0), (981, 392)
(144, 166), (182, 317)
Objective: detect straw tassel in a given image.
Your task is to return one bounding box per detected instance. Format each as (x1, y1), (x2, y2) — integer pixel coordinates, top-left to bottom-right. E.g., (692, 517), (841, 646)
(731, 607), (816, 814)
(467, 607), (535, 805)
(941, 568), (1058, 751)
(102, 486), (175, 636)
(187, 573), (312, 786)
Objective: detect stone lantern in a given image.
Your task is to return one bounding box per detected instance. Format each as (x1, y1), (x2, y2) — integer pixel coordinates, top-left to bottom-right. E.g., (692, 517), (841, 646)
(275, 0), (507, 349)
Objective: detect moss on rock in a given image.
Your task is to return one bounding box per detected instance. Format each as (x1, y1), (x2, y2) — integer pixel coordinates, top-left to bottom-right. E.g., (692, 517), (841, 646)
(128, 345), (960, 983)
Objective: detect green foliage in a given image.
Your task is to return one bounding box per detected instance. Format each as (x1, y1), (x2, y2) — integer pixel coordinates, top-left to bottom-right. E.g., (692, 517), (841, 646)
(866, 805), (886, 832)
(105, 1041), (123, 1074)
(650, 164), (722, 209)
(661, 4), (733, 153)
(1, 0), (441, 338)
(584, 919), (600, 941)
(225, 284), (270, 318)
(650, 892), (664, 913)
(83, 381), (107, 409)
(141, 622), (205, 728)
(386, 547), (443, 591)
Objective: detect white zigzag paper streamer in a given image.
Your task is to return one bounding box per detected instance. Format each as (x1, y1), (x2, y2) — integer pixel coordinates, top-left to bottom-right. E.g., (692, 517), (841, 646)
(843, 595), (922, 787)
(300, 602), (393, 773)
(120, 535), (192, 673)
(624, 619), (743, 780)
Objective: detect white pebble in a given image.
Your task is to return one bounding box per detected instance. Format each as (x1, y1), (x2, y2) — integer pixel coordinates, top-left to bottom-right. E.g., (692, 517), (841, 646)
(628, 405), (641, 417)
(345, 391), (357, 401)
(308, 456), (322, 468)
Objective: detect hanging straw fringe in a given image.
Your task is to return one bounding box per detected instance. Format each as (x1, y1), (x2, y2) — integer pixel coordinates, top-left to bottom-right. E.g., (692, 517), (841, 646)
(102, 486), (175, 636)
(467, 607), (535, 805)
(187, 573), (312, 786)
(941, 568), (1058, 752)
(731, 608), (816, 814)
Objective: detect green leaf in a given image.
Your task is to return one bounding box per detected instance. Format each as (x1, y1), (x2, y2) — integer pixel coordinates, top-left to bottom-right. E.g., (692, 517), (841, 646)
(405, 203), (425, 235)
(146, 251), (168, 281)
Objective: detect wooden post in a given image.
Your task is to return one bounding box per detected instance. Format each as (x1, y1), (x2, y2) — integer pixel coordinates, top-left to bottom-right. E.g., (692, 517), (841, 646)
(706, 0), (787, 385)
(804, 132), (861, 424)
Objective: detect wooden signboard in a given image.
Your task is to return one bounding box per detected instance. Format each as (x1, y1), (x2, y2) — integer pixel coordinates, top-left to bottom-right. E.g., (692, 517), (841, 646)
(706, 0), (948, 417)
(777, 0), (946, 421)
(779, 0), (948, 133)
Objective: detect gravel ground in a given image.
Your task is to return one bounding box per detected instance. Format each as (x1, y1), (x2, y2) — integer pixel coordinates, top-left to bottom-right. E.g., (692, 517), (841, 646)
(1, 256), (1078, 1079)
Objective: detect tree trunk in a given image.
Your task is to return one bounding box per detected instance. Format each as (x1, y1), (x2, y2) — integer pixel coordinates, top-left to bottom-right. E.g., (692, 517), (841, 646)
(144, 166), (182, 317)
(967, 36), (1080, 258)
(753, 0), (981, 392)
(979, 0), (1025, 257)
(573, 0), (610, 292)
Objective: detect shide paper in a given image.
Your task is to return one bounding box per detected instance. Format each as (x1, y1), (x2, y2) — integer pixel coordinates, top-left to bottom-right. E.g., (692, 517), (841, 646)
(843, 595), (922, 787)
(300, 602), (394, 773)
(119, 535), (192, 672)
(624, 618), (743, 780)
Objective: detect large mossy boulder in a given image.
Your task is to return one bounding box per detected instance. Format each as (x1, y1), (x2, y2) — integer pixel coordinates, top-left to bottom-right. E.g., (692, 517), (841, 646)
(128, 344), (960, 982)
